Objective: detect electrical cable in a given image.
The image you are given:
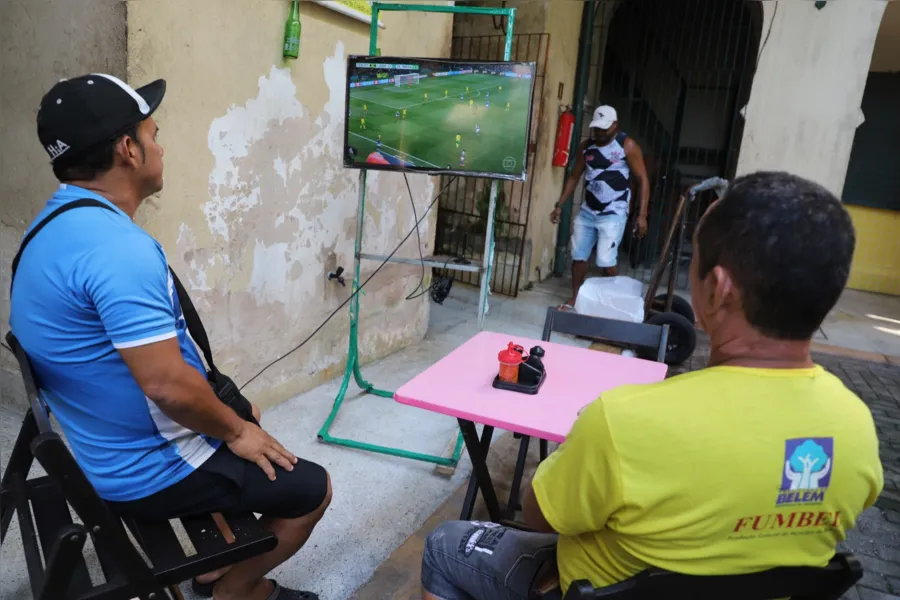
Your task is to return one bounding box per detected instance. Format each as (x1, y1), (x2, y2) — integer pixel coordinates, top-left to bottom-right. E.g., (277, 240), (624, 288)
(401, 173), (472, 302)
(403, 172), (429, 301)
(238, 175), (458, 392)
(755, 2), (777, 69)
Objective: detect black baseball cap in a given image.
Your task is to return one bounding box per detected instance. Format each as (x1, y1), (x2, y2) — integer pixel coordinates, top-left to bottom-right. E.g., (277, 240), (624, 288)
(37, 74), (166, 164)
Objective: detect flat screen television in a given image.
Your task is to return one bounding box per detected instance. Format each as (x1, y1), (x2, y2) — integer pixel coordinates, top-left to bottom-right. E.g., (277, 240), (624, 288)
(343, 56), (536, 181)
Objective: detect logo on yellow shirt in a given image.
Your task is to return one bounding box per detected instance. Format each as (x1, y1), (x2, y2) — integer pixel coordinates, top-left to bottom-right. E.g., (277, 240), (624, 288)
(779, 437), (833, 504)
(731, 438), (837, 537)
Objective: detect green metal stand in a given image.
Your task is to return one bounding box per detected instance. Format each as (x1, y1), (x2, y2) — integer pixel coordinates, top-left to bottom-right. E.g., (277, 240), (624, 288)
(317, 2), (516, 466)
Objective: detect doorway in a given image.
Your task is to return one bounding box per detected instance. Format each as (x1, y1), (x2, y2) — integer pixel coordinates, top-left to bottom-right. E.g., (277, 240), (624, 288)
(579, 0), (762, 288)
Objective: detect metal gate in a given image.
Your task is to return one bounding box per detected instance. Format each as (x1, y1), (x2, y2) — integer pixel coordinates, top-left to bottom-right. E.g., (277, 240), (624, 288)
(433, 33), (550, 296)
(575, 0), (761, 289)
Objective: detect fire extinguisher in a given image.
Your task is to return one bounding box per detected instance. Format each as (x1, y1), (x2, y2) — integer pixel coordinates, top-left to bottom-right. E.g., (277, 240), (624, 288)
(553, 108), (576, 168)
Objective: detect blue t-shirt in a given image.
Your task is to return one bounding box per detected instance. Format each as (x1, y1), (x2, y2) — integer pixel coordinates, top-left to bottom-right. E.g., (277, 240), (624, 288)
(9, 184), (220, 502)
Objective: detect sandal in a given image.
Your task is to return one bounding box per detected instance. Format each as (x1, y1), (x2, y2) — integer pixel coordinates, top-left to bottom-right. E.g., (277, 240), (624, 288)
(193, 577), (318, 600)
(556, 303), (576, 312)
(266, 580), (319, 600)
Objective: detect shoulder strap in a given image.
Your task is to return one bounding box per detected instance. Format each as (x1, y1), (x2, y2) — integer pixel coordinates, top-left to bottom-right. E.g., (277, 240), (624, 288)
(168, 268), (218, 379)
(616, 131), (629, 146)
(9, 198), (219, 379)
(10, 198), (115, 292)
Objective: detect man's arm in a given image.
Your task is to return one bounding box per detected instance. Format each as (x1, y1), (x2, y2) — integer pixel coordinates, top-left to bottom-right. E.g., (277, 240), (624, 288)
(551, 140), (589, 224)
(529, 399), (624, 536)
(523, 480), (556, 533)
(84, 234), (296, 481)
(118, 340), (296, 480)
(624, 138), (650, 237)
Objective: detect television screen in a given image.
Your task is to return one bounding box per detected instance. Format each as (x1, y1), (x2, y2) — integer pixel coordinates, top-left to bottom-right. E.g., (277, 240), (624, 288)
(343, 56), (536, 181)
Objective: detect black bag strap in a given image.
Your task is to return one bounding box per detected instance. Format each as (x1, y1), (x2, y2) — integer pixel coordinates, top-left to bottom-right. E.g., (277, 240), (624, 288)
(10, 199), (116, 292)
(167, 268), (219, 380)
(10, 198), (219, 380)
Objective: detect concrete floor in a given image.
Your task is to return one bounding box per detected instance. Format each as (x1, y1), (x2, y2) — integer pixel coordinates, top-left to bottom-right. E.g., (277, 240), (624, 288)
(1, 276), (897, 599)
(815, 289), (900, 358)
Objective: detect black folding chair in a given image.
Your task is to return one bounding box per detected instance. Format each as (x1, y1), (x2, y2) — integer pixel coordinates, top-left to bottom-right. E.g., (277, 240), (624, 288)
(506, 308), (669, 520)
(564, 552), (862, 600)
(541, 308), (669, 363)
(0, 333), (277, 600)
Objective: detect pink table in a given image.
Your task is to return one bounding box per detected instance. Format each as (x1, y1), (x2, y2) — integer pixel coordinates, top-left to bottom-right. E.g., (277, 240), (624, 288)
(395, 330), (668, 520)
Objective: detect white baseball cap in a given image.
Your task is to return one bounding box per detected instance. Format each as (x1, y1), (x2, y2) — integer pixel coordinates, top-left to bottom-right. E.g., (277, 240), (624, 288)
(589, 105), (617, 130)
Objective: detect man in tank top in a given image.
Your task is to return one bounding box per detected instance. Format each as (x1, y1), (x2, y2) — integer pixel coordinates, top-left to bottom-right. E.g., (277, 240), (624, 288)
(551, 106), (650, 310)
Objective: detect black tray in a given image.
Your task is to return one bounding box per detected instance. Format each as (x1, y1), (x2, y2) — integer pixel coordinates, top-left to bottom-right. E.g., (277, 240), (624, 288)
(492, 369), (546, 395)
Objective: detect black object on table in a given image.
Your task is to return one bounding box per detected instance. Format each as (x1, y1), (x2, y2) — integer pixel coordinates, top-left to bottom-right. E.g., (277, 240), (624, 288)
(491, 345), (547, 395)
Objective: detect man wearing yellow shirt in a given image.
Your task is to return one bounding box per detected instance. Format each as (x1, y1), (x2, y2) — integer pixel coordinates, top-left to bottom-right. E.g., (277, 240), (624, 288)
(420, 171), (883, 600)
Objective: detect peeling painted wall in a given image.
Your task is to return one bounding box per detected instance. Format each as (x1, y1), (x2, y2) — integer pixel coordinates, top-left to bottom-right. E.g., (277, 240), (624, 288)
(126, 1), (453, 408)
(1, 0), (127, 409)
(735, 0), (887, 196)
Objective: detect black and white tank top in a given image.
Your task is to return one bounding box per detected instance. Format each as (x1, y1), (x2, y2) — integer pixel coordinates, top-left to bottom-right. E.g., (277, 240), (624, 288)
(582, 131), (631, 217)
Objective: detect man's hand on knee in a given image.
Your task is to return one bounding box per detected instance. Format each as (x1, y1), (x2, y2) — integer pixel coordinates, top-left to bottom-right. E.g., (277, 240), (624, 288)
(226, 421), (298, 481)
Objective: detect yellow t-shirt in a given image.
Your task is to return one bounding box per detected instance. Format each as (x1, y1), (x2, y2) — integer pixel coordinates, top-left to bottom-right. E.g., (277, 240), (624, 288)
(532, 366), (883, 593)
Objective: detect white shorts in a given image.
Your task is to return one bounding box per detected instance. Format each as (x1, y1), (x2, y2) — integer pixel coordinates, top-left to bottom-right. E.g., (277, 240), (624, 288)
(571, 207), (628, 268)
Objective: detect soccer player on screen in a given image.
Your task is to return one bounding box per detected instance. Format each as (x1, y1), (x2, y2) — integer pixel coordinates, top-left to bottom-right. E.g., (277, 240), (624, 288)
(499, 85), (503, 92)
(445, 90), (449, 99)
(460, 150), (466, 167)
(506, 101), (511, 112)
(469, 99), (475, 112)
(361, 117), (366, 129)
(363, 103), (368, 115)
(456, 133), (461, 149)
(460, 93), (465, 102)
(424, 93), (428, 101)
(376, 134), (382, 149)
(485, 100), (490, 110)
(475, 124), (480, 137)
(402, 108), (407, 119)
(396, 111), (400, 120)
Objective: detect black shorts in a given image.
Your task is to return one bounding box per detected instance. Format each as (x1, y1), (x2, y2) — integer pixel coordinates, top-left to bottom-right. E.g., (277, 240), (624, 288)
(107, 444), (328, 521)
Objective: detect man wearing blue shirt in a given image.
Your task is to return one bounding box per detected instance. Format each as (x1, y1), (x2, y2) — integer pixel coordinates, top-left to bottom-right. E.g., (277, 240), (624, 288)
(10, 74), (329, 600)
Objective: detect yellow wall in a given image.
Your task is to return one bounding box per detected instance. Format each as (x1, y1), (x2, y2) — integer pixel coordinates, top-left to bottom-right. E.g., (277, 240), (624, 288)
(846, 0), (900, 296)
(846, 206), (900, 296)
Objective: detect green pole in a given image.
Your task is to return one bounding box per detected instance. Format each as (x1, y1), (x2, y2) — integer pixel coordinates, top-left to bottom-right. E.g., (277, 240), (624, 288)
(553, 0), (595, 276)
(321, 2), (531, 467)
(369, 5), (380, 55)
(373, 3), (515, 16)
(503, 8), (516, 60)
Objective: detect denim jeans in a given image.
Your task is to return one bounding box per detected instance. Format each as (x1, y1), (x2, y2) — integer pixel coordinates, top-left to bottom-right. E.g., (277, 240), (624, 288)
(422, 521), (560, 600)
(571, 207), (628, 268)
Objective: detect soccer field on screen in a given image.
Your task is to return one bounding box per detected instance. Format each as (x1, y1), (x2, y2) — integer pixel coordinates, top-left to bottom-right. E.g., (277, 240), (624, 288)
(346, 73), (532, 178)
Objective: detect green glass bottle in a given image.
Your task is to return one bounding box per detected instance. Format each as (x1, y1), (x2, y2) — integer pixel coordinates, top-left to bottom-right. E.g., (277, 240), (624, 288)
(283, 0), (301, 59)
